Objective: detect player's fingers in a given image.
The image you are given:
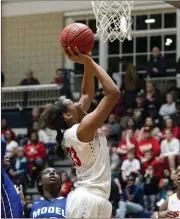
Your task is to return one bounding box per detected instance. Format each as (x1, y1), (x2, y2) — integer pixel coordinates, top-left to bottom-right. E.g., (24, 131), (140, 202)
(68, 47), (75, 56)
(88, 51), (92, 57)
(74, 47), (81, 56)
(63, 49), (70, 57)
(167, 212), (178, 218)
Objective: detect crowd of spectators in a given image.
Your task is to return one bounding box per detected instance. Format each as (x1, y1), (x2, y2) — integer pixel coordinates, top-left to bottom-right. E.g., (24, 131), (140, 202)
(1, 46), (180, 218)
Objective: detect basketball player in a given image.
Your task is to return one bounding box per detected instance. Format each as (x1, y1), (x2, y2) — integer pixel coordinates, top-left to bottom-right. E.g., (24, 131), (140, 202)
(38, 47), (120, 218)
(1, 138), (24, 218)
(30, 167), (66, 218)
(157, 167), (180, 218)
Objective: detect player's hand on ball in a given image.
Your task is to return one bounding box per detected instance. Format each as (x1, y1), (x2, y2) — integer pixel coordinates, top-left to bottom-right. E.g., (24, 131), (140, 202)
(166, 211), (179, 218)
(64, 47), (92, 64)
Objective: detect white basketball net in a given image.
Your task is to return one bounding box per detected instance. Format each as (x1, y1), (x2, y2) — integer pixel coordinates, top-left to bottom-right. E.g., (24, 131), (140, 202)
(90, 1), (134, 42)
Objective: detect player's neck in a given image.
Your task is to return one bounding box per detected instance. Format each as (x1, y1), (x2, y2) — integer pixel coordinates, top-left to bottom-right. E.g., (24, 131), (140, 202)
(43, 190), (60, 200)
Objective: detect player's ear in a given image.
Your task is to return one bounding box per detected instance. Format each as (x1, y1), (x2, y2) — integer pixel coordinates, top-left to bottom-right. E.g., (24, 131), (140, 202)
(38, 179), (42, 186)
(63, 112), (73, 120)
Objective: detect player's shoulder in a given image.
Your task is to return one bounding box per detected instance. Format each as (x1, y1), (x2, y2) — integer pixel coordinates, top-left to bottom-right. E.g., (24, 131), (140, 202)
(57, 196), (67, 204)
(63, 124), (81, 146)
(64, 124), (79, 137)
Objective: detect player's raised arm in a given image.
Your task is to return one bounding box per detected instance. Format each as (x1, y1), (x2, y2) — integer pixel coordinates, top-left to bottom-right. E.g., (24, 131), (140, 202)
(64, 48), (95, 112)
(76, 51), (120, 142)
(79, 52), (95, 112)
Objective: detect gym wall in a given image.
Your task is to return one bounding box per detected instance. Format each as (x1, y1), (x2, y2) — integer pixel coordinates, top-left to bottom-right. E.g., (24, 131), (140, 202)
(2, 12), (64, 86)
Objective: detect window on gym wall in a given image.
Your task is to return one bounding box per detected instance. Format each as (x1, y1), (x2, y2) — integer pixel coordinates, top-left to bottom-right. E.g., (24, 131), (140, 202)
(106, 12), (177, 73)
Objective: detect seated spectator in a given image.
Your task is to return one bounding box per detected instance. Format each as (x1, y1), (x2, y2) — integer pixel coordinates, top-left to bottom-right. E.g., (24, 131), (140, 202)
(144, 117), (161, 141)
(121, 118), (139, 141)
(24, 132), (46, 185)
(133, 91), (148, 128)
(4, 130), (18, 158)
(107, 114), (121, 141)
(121, 151), (140, 182)
(54, 68), (64, 86)
(111, 163), (122, 194)
(33, 121), (49, 144)
(122, 63), (137, 108)
(116, 174), (144, 218)
(162, 118), (180, 140)
(143, 165), (160, 214)
(147, 47), (167, 77)
(110, 180), (120, 217)
(101, 124), (113, 145)
(60, 171), (73, 197)
(20, 69), (40, 86)
(120, 108), (134, 130)
(147, 104), (163, 129)
(141, 151), (162, 178)
(9, 147), (28, 190)
(145, 82), (161, 109)
(118, 129), (137, 161)
(101, 125), (120, 165)
(159, 93), (177, 120)
(137, 127), (160, 162)
(160, 130), (180, 170)
(1, 119), (16, 140)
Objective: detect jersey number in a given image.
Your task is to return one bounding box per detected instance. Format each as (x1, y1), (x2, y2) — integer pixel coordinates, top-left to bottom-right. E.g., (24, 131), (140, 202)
(67, 147), (81, 167)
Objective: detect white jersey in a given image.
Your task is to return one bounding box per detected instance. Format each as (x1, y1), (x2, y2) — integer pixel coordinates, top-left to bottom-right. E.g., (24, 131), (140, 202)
(63, 124), (111, 199)
(168, 193), (180, 217)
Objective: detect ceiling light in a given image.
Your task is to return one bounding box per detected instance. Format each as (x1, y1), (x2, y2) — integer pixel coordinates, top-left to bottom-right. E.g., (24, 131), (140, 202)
(165, 41), (171, 46)
(145, 19), (155, 24)
(166, 38), (172, 43)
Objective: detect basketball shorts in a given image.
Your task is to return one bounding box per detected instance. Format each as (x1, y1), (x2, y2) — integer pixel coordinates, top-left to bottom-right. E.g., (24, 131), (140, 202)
(66, 187), (112, 218)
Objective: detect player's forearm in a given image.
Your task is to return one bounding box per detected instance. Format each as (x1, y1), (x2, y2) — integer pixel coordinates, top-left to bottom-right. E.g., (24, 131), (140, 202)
(81, 63), (95, 100)
(86, 59), (120, 96)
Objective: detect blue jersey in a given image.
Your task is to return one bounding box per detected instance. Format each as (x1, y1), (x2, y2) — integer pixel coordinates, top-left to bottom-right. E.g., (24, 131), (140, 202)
(1, 138), (24, 218)
(30, 197), (66, 218)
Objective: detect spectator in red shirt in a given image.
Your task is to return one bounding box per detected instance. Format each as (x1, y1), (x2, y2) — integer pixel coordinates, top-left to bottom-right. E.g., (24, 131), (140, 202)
(24, 132), (46, 185)
(144, 117), (161, 141)
(141, 151), (162, 178)
(162, 118), (180, 140)
(54, 68), (64, 86)
(60, 171), (73, 197)
(137, 126), (160, 162)
(117, 129), (137, 161)
(121, 118), (140, 141)
(1, 119), (16, 140)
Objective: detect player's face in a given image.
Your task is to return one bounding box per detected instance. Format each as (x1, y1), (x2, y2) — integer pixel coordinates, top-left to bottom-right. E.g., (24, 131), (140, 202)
(63, 99), (87, 123)
(41, 168), (61, 187)
(175, 170), (180, 188)
(3, 156), (11, 169)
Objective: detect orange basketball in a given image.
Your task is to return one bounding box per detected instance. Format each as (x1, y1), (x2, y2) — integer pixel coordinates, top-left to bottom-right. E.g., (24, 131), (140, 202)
(60, 23), (95, 55)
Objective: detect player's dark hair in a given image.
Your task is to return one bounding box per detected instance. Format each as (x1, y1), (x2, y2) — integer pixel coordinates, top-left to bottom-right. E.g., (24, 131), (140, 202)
(37, 100), (68, 159)
(37, 169), (62, 198)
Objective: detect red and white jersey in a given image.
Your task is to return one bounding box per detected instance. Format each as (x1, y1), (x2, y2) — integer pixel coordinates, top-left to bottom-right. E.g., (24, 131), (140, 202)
(168, 193), (180, 217)
(63, 124), (111, 199)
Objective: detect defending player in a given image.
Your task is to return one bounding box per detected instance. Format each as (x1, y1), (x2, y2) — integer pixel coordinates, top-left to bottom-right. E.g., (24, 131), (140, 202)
(30, 167), (66, 218)
(38, 47), (120, 218)
(1, 138), (24, 218)
(157, 167), (180, 218)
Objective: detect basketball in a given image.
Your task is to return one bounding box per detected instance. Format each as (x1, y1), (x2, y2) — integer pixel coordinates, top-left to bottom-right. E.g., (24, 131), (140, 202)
(60, 23), (95, 55)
